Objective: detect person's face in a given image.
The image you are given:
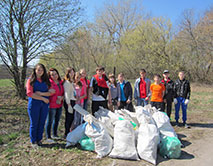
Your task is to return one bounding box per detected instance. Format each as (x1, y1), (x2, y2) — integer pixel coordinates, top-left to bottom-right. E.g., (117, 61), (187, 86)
(118, 75), (124, 82)
(50, 70), (58, 81)
(109, 77), (115, 83)
(35, 65), (44, 78)
(96, 69), (102, 76)
(140, 71), (146, 78)
(75, 75), (81, 82)
(154, 76), (160, 83)
(81, 70), (86, 78)
(179, 72), (185, 80)
(69, 70), (75, 78)
(163, 73), (169, 79)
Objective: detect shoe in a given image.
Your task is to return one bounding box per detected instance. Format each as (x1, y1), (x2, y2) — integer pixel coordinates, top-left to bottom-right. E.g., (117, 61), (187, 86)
(52, 135), (60, 140)
(37, 141), (42, 146)
(31, 142), (39, 149)
(175, 121), (180, 127)
(46, 139), (55, 143)
(184, 123), (190, 128)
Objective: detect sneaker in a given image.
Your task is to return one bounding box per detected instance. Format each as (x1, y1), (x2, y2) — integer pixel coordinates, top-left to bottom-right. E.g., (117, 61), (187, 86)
(37, 141), (42, 146)
(46, 139), (55, 143)
(175, 121), (180, 127)
(184, 123), (190, 128)
(31, 143), (39, 149)
(52, 135), (60, 140)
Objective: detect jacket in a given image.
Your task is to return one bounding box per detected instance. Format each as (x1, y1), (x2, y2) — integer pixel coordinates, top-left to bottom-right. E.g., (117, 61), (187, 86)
(161, 78), (174, 101)
(134, 77), (151, 99)
(49, 79), (64, 108)
(117, 80), (132, 102)
(174, 79), (191, 99)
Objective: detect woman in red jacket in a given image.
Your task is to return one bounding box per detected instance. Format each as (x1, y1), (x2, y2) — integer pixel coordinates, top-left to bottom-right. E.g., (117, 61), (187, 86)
(45, 68), (64, 142)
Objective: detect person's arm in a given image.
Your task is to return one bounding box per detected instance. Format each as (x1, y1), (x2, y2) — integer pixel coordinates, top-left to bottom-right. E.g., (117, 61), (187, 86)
(186, 81), (191, 99)
(134, 80), (138, 99)
(35, 89), (55, 96)
(63, 81), (71, 106)
(147, 79), (152, 98)
(126, 82), (132, 104)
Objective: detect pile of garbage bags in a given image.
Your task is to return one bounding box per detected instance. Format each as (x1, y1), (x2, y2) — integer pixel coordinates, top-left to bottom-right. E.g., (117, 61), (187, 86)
(66, 104), (182, 165)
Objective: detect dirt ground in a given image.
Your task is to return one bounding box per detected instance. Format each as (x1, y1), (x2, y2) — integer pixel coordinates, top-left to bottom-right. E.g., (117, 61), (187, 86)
(0, 83), (213, 166)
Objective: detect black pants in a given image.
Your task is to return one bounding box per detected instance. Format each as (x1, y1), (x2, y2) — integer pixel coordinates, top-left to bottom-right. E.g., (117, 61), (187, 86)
(91, 100), (108, 115)
(151, 101), (164, 112)
(163, 100), (172, 118)
(118, 101), (134, 112)
(64, 100), (75, 136)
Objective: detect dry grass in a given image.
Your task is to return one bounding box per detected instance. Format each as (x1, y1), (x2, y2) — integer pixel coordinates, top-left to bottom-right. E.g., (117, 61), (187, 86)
(0, 81), (213, 166)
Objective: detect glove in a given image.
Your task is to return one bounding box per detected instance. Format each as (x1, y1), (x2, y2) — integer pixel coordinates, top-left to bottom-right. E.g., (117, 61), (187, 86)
(173, 98), (178, 104)
(68, 105), (73, 114)
(185, 99), (190, 105)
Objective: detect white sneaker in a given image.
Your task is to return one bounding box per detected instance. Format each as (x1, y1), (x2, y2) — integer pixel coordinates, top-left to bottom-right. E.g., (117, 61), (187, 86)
(46, 139), (55, 143)
(52, 136), (60, 140)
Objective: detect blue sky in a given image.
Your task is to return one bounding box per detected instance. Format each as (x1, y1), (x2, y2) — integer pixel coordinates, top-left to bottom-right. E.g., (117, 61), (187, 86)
(81, 0), (212, 24)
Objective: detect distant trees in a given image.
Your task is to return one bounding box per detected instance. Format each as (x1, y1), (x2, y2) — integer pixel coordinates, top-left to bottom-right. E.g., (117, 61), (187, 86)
(41, 1), (213, 83)
(0, 0), (82, 99)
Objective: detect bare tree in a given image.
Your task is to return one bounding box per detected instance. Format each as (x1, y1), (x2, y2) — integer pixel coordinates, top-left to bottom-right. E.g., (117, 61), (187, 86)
(0, 0), (82, 99)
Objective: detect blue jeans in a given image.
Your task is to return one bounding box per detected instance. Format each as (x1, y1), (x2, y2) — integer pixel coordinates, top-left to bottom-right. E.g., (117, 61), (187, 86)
(136, 98), (148, 106)
(175, 97), (188, 123)
(45, 107), (62, 138)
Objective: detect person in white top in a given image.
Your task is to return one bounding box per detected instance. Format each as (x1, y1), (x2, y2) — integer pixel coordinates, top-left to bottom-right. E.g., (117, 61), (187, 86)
(89, 66), (111, 115)
(63, 67), (76, 137)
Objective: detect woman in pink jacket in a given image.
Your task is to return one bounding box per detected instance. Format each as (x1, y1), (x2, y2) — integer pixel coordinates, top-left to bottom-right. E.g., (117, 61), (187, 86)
(45, 68), (64, 142)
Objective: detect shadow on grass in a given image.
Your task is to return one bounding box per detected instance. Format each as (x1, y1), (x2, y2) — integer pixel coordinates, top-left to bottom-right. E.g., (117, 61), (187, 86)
(188, 123), (213, 128)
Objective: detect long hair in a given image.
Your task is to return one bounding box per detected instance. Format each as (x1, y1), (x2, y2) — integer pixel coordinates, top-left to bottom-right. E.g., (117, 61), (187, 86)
(64, 67), (75, 83)
(30, 63), (51, 87)
(109, 73), (117, 87)
(48, 68), (61, 81)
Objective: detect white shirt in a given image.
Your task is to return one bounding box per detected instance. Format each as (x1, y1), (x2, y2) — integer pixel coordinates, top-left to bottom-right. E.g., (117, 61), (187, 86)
(63, 80), (76, 104)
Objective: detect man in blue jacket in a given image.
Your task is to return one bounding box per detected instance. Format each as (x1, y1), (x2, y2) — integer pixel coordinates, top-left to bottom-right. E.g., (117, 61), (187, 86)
(134, 69), (151, 106)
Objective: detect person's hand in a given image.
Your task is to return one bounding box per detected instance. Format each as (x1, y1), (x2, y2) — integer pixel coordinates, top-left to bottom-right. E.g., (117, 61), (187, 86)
(164, 99), (167, 103)
(185, 99), (190, 105)
(126, 99), (131, 104)
(108, 99), (112, 105)
(145, 97), (149, 101)
(117, 101), (120, 107)
(43, 97), (49, 104)
(49, 89), (56, 94)
(173, 98), (178, 104)
(68, 105), (73, 114)
(35, 91), (42, 96)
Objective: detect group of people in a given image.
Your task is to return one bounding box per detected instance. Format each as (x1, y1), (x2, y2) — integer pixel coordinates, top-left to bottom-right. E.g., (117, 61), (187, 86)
(26, 63), (191, 148)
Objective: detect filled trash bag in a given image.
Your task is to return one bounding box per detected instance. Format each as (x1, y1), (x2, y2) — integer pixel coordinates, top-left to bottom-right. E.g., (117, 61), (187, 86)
(159, 136), (181, 159)
(66, 123), (87, 147)
(109, 120), (139, 160)
(152, 111), (177, 137)
(85, 121), (113, 158)
(79, 136), (95, 151)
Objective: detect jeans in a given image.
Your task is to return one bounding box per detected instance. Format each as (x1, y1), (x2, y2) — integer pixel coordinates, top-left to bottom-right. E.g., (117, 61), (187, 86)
(64, 100), (75, 136)
(163, 99), (172, 118)
(151, 101), (164, 112)
(83, 99), (88, 110)
(136, 98), (148, 106)
(45, 107), (62, 139)
(175, 97), (188, 123)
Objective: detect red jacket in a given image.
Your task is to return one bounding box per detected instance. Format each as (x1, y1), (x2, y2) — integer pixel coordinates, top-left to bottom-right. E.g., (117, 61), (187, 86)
(49, 79), (64, 108)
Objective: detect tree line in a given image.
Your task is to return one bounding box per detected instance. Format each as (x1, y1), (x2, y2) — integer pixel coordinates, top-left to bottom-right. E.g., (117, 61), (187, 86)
(0, 0), (212, 99)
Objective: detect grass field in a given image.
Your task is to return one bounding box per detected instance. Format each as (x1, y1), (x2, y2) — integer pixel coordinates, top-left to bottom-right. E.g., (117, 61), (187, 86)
(0, 79), (213, 166)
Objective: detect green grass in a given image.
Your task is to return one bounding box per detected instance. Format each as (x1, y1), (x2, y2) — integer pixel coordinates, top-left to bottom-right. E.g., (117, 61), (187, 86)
(0, 79), (13, 87)
(0, 132), (19, 145)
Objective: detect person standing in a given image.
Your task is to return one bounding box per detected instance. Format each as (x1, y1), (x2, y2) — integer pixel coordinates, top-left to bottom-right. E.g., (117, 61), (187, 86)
(174, 71), (191, 128)
(80, 68), (90, 111)
(63, 67), (76, 137)
(117, 73), (133, 112)
(134, 69), (151, 106)
(89, 66), (110, 115)
(108, 73), (119, 110)
(150, 74), (166, 112)
(161, 70), (174, 119)
(26, 63), (55, 148)
(45, 68), (64, 143)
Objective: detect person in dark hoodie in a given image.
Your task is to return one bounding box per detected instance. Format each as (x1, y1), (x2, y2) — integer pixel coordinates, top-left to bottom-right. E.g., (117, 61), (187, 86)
(89, 66), (111, 115)
(161, 70), (174, 119)
(117, 73), (133, 112)
(174, 71), (191, 128)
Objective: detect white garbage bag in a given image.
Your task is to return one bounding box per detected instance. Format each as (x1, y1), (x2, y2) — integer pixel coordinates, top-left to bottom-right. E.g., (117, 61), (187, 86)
(109, 120), (139, 160)
(66, 123), (87, 147)
(85, 121), (113, 158)
(152, 111), (177, 137)
(137, 123), (159, 165)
